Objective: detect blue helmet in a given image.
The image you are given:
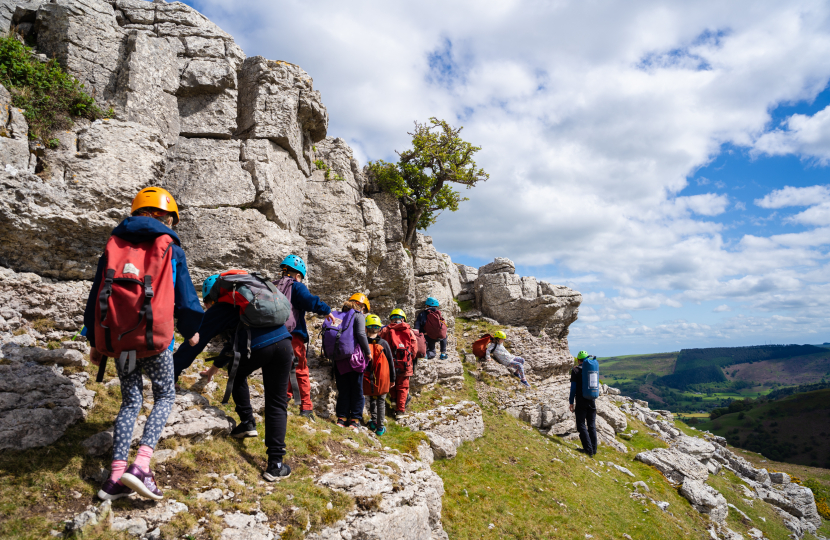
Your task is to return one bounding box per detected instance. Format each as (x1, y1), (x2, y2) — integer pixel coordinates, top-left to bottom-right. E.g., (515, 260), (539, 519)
(280, 254), (307, 277)
(202, 274), (220, 300)
(425, 297), (439, 307)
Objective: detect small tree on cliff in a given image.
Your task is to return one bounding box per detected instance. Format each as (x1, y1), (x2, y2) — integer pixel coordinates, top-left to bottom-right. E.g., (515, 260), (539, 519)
(368, 118), (489, 248)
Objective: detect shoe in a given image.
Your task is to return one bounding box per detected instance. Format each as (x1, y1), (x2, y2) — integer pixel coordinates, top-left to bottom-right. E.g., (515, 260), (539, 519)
(299, 409), (315, 420)
(439, 353), (448, 360)
(367, 421), (377, 431)
(120, 464), (163, 501)
(336, 417), (348, 428)
(230, 420), (257, 439)
(426, 351), (436, 359)
(262, 461), (291, 482)
(375, 426), (386, 436)
(347, 419), (360, 431)
(521, 380), (531, 388)
(97, 479), (133, 501)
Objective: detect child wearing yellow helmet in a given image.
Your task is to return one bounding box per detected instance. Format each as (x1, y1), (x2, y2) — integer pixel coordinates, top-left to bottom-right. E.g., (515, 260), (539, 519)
(484, 331), (530, 388)
(363, 314), (395, 436)
(380, 308), (419, 416)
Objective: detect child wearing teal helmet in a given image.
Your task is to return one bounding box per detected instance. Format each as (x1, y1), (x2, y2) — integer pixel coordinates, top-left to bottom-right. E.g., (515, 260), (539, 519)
(413, 297), (448, 360)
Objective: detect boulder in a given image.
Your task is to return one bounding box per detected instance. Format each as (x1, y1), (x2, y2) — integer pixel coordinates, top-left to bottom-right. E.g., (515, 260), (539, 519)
(774, 483), (822, 528)
(769, 472), (791, 484)
(596, 398), (628, 434)
(0, 266), (88, 333)
(237, 57), (327, 176)
(1, 343), (83, 366)
(0, 362), (85, 450)
(113, 31), (181, 145)
(1, 120), (168, 279)
(671, 435), (716, 461)
(161, 137), (255, 208)
(241, 138), (305, 231)
(397, 401), (484, 457)
(478, 257), (515, 275)
(634, 447), (709, 484)
(680, 478), (728, 523)
(35, 0), (126, 101)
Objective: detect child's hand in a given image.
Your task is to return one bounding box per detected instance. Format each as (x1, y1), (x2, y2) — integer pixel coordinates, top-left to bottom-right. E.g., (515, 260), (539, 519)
(188, 332), (200, 346)
(325, 314), (335, 323)
(89, 348), (102, 366)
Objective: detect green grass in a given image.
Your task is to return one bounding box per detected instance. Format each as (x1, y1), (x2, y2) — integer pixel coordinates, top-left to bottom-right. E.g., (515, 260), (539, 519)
(0, 35), (104, 140)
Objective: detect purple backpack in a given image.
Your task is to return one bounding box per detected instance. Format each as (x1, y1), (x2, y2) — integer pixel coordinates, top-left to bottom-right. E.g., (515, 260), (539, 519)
(273, 276), (300, 333)
(322, 309), (357, 362)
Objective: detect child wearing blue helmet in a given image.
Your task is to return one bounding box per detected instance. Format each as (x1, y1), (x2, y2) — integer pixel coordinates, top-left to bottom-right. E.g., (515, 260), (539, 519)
(414, 297), (448, 360)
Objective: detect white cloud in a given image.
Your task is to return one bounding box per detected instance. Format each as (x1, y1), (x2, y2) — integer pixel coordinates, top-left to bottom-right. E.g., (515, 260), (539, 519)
(754, 185), (830, 208)
(713, 304), (731, 312)
(187, 0), (830, 350)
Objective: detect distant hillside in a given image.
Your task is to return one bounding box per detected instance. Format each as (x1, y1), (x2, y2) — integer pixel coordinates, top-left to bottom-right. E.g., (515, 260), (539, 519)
(698, 388), (830, 468)
(601, 344), (830, 415)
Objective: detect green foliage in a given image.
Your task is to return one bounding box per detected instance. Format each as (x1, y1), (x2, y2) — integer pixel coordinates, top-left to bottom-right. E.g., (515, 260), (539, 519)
(0, 35), (104, 140)
(367, 117), (488, 246)
(677, 344), (824, 371)
(656, 365), (727, 390)
(313, 159), (344, 181)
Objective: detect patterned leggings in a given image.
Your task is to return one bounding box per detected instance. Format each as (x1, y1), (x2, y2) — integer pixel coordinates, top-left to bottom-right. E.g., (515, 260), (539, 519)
(112, 349), (176, 461)
(508, 357), (527, 381)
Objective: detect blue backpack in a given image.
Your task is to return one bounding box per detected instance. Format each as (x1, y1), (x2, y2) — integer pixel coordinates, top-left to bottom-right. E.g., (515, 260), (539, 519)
(582, 356), (600, 399)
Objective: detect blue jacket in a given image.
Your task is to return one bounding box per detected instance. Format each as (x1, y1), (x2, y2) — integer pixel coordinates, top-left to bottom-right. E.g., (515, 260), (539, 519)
(290, 280), (331, 342)
(83, 217), (204, 349)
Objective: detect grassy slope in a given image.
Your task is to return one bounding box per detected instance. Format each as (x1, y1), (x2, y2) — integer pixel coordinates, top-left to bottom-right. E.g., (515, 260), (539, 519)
(698, 388), (830, 469)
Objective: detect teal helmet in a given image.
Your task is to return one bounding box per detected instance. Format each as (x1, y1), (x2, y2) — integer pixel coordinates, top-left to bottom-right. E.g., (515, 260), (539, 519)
(280, 254), (307, 277)
(202, 274), (220, 299)
(425, 297), (439, 307)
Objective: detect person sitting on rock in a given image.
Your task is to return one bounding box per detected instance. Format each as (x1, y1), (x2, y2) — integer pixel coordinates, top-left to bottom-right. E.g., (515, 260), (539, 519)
(273, 255), (334, 419)
(569, 350), (598, 457)
(85, 187), (204, 502)
(414, 297), (448, 360)
(364, 314), (395, 436)
(484, 331), (530, 388)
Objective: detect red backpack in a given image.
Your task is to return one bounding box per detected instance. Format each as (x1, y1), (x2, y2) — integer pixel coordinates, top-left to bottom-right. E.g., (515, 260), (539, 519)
(412, 329), (427, 359)
(472, 334), (492, 359)
(363, 343), (391, 397)
(380, 322), (415, 376)
(93, 234), (176, 364)
(423, 309), (447, 340)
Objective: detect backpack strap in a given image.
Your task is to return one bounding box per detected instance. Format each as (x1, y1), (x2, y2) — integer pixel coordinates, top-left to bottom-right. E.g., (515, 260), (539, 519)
(222, 323), (244, 404)
(143, 275), (155, 350)
(95, 355), (108, 383)
(98, 269), (116, 351)
(288, 355), (300, 406)
(116, 350), (137, 377)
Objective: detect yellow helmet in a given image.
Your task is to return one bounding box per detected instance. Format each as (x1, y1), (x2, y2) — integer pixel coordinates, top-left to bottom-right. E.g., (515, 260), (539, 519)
(493, 330), (507, 340)
(131, 187), (180, 225)
(365, 314), (382, 328)
(390, 308), (407, 321)
(348, 293), (370, 311)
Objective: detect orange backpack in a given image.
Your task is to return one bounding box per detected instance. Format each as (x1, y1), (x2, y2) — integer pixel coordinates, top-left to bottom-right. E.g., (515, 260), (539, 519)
(363, 343), (391, 397)
(472, 334), (492, 359)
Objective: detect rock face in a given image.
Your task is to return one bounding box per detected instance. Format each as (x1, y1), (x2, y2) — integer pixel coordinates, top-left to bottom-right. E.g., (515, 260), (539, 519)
(680, 478), (728, 523)
(396, 401), (484, 460)
(468, 257), (582, 337)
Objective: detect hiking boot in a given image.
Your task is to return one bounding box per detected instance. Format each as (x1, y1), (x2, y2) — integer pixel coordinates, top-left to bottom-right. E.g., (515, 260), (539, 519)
(336, 418), (348, 428)
(120, 464), (163, 501)
(375, 426), (387, 436)
(262, 461), (291, 482)
(520, 379), (531, 388)
(347, 419), (360, 431)
(230, 420), (257, 439)
(439, 353), (448, 360)
(299, 409), (315, 421)
(367, 421), (377, 432)
(97, 479), (133, 501)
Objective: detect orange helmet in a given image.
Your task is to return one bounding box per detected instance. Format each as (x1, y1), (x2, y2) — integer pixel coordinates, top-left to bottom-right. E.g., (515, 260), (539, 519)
(348, 293), (370, 311)
(131, 187), (180, 225)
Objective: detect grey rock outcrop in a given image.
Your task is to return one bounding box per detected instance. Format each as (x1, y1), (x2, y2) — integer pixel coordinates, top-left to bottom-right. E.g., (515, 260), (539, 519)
(310, 452), (447, 540)
(0, 361), (85, 450)
(680, 478), (728, 523)
(396, 401), (484, 459)
(0, 84), (35, 174)
(634, 447), (710, 484)
(472, 257), (581, 337)
(0, 266), (88, 336)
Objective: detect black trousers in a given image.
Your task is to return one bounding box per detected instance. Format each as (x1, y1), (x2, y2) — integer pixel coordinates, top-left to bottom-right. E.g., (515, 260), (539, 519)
(575, 405), (598, 455)
(232, 338), (293, 461)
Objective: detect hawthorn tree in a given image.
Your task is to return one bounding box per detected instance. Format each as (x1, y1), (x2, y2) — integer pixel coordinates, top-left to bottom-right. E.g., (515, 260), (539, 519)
(368, 117), (489, 248)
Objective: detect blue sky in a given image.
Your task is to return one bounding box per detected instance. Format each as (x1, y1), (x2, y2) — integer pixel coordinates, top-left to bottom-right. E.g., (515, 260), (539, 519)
(187, 0), (830, 356)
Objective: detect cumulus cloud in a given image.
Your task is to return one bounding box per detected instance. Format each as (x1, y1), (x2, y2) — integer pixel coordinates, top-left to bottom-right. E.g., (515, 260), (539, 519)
(713, 304), (731, 312)
(186, 0), (830, 351)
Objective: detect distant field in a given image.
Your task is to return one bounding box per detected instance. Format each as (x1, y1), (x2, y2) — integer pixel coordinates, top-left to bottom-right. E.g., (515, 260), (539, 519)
(698, 388), (830, 468)
(724, 352), (830, 385)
